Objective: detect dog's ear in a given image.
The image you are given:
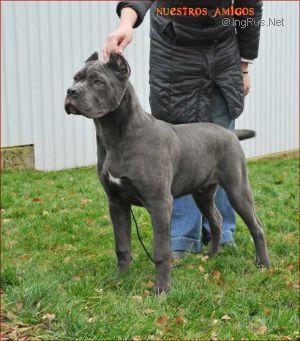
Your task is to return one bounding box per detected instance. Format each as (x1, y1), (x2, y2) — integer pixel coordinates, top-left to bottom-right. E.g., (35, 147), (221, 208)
(85, 52), (99, 63)
(106, 53), (131, 79)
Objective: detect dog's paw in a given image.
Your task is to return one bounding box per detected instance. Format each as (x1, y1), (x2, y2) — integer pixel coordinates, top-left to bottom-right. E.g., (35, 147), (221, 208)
(204, 250), (218, 258)
(255, 255), (271, 270)
(153, 283), (170, 294)
(115, 264), (130, 278)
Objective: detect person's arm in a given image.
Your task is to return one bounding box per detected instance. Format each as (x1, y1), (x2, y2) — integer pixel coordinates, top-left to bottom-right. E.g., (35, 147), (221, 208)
(116, 1), (154, 28)
(234, 0), (263, 60)
(241, 61), (251, 96)
(234, 0), (263, 95)
(103, 1), (153, 61)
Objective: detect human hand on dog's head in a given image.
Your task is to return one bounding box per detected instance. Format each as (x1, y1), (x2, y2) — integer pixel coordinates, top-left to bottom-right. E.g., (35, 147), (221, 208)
(102, 7), (137, 61)
(103, 26), (133, 62)
(65, 52), (131, 119)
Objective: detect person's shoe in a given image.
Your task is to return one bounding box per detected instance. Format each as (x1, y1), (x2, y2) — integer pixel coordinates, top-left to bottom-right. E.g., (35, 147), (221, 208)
(171, 250), (187, 260)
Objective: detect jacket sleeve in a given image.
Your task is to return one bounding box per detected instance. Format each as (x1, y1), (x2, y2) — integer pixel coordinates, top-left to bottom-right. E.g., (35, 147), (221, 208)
(234, 0), (263, 60)
(116, 1), (154, 28)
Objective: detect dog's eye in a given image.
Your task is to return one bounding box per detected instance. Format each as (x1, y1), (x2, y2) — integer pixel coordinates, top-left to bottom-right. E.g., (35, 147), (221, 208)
(94, 79), (104, 86)
(73, 76), (79, 82)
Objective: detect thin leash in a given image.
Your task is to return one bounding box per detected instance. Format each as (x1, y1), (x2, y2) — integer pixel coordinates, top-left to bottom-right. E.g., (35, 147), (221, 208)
(130, 208), (155, 264)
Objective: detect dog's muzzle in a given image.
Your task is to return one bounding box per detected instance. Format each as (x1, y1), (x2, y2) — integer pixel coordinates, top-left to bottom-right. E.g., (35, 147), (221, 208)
(65, 98), (80, 115)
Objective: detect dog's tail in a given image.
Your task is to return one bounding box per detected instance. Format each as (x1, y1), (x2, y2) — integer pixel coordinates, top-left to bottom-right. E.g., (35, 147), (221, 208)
(233, 129), (256, 141)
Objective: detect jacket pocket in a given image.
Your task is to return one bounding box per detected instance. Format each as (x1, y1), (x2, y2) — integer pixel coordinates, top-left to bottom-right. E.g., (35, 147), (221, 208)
(151, 14), (178, 44)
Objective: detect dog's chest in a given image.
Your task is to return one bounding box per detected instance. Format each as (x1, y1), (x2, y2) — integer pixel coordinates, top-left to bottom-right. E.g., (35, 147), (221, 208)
(103, 169), (141, 205)
(108, 171), (122, 186)
(103, 155), (124, 186)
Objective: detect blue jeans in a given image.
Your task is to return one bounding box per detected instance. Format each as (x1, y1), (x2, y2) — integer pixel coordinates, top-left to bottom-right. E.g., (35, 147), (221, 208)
(171, 85), (236, 252)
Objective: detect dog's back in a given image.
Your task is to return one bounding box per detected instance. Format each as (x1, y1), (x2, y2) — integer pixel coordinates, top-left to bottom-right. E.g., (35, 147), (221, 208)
(160, 122), (246, 197)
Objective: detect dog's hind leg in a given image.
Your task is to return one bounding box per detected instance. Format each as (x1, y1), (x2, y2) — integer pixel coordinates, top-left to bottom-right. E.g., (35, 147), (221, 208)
(192, 185), (223, 256)
(109, 200), (132, 277)
(221, 174), (270, 268)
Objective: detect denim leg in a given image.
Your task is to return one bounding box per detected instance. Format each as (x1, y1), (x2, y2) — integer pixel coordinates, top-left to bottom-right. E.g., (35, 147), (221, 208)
(171, 84), (236, 251)
(202, 85), (236, 244)
(171, 195), (202, 253)
(209, 187), (236, 243)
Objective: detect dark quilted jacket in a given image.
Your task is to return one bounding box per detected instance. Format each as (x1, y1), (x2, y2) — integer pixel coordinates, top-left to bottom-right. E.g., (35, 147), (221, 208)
(116, 0), (263, 124)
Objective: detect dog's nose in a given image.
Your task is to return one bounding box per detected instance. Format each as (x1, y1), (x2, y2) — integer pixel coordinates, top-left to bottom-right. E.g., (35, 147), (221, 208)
(67, 87), (79, 97)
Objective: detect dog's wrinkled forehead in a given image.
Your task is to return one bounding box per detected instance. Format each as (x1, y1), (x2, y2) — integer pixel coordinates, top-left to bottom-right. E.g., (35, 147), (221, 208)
(73, 62), (108, 82)
(74, 52), (131, 83)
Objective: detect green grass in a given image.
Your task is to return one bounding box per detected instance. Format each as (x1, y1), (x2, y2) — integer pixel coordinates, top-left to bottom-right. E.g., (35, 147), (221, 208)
(1, 158), (299, 340)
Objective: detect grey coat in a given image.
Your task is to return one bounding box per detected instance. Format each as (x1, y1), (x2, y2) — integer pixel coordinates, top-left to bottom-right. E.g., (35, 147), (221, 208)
(117, 0), (263, 124)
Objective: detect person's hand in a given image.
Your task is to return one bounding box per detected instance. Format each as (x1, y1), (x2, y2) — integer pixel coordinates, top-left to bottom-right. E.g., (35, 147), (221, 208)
(241, 62), (250, 96)
(243, 72), (251, 96)
(103, 25), (133, 61)
(102, 7), (137, 61)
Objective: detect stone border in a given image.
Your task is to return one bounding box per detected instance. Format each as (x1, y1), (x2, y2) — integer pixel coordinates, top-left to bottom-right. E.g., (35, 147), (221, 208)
(1, 145), (35, 170)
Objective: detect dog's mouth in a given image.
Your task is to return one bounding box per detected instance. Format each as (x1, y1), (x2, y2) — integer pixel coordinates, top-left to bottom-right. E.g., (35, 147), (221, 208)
(65, 100), (81, 116)
(64, 98), (104, 119)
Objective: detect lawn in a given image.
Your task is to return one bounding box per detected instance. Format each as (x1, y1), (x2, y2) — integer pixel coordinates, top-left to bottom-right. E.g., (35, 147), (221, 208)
(1, 158), (299, 340)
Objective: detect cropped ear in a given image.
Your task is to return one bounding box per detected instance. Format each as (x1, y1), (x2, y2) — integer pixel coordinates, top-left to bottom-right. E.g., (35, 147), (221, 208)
(106, 53), (131, 79)
(85, 52), (99, 63)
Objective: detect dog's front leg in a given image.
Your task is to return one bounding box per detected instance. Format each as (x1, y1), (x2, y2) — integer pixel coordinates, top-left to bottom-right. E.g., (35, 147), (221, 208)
(96, 128), (106, 178)
(147, 196), (173, 293)
(109, 200), (132, 277)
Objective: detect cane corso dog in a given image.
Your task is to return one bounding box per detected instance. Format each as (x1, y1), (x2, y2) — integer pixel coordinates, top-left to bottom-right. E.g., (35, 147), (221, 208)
(65, 52), (270, 293)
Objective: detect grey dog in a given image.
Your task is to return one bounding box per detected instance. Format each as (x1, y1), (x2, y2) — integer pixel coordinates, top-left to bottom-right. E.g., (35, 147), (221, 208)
(65, 52), (270, 293)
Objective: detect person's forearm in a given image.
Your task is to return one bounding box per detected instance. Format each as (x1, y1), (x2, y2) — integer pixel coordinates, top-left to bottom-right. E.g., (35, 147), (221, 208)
(241, 61), (249, 72)
(119, 7), (138, 28)
(116, 1), (153, 28)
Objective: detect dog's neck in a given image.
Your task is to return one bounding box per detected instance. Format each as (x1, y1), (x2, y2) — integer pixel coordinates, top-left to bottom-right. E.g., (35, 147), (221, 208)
(93, 82), (150, 150)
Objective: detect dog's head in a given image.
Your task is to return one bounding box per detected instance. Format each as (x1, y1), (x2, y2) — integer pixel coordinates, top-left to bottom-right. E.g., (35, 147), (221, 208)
(65, 52), (131, 119)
